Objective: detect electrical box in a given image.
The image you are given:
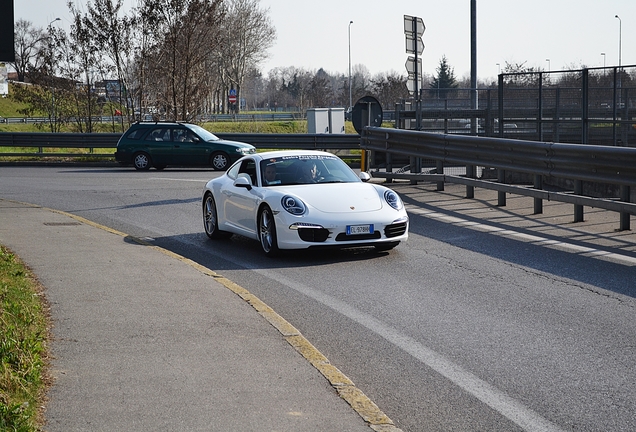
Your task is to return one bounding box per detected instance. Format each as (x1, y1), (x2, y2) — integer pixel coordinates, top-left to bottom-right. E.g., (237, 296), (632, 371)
(328, 108), (345, 134)
(307, 108), (330, 133)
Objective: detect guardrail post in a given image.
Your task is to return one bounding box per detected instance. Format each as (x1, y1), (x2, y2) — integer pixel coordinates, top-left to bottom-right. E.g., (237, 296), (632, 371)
(534, 174), (543, 214)
(385, 152), (393, 183)
(409, 156), (421, 185)
(466, 164), (474, 198)
(620, 185), (631, 230)
(497, 169), (506, 206)
(436, 160), (444, 191)
(574, 180), (584, 222)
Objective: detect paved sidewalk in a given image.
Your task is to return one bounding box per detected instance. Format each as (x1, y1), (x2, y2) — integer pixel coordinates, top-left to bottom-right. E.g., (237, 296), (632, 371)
(0, 199), (391, 432)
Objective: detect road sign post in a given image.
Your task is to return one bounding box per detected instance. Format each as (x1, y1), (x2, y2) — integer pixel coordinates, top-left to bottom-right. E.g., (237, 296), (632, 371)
(228, 88), (237, 112)
(404, 15), (425, 131)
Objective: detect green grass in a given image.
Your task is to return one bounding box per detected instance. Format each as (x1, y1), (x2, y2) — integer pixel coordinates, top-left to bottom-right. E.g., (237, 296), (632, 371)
(0, 94), (34, 119)
(0, 245), (50, 431)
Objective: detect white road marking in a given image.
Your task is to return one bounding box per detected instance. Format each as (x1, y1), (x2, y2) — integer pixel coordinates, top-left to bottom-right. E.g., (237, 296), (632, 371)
(149, 177), (207, 182)
(245, 266), (565, 432)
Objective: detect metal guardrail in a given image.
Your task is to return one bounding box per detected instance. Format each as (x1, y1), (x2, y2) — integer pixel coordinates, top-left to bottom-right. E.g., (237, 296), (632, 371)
(0, 132), (361, 158)
(2, 128), (634, 229)
(0, 112), (305, 124)
(361, 126), (636, 230)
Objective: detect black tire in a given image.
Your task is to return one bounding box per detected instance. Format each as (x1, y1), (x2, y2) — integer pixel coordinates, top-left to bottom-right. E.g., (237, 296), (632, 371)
(258, 205), (280, 257)
(133, 152), (152, 171)
(210, 152), (230, 171)
(154, 164), (166, 171)
(203, 193), (231, 239)
(374, 241), (399, 252)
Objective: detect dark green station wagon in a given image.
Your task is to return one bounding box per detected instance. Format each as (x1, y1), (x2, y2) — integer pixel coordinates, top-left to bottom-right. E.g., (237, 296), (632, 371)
(114, 122), (256, 171)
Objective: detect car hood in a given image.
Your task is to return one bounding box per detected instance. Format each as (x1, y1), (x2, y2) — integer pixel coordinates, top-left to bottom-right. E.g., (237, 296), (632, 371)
(286, 183), (383, 213)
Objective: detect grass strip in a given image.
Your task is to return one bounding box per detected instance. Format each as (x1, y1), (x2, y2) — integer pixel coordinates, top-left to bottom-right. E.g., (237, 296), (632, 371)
(0, 245), (50, 431)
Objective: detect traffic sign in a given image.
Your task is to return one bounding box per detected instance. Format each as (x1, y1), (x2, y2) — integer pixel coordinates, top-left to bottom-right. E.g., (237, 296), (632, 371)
(405, 56), (422, 74)
(228, 94), (237, 104)
(351, 95), (383, 134)
(405, 35), (424, 55)
(404, 15), (425, 36)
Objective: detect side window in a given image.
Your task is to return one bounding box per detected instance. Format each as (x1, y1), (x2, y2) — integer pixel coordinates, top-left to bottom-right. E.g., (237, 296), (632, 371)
(238, 159), (257, 185)
(185, 130), (199, 142)
(145, 128), (170, 141)
(125, 128), (147, 140)
(172, 129), (187, 142)
(226, 162), (241, 180)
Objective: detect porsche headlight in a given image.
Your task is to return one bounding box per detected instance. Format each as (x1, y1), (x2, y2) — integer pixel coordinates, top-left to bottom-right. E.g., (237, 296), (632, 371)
(281, 195), (306, 215)
(384, 190), (403, 210)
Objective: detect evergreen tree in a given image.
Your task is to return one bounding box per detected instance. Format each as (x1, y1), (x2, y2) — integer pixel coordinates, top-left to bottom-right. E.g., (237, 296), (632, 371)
(429, 55), (458, 99)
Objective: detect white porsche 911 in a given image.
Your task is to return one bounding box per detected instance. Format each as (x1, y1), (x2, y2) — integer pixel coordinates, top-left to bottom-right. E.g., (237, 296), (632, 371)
(202, 150), (409, 256)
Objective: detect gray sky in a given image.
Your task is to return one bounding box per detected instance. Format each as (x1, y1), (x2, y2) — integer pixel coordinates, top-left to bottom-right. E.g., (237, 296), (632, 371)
(15, 0), (636, 81)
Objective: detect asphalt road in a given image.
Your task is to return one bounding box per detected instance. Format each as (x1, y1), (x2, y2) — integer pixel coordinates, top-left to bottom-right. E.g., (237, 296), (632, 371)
(1, 165), (635, 432)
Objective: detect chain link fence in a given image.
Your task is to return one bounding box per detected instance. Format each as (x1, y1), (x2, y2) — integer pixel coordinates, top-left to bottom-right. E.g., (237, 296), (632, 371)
(397, 66), (636, 147)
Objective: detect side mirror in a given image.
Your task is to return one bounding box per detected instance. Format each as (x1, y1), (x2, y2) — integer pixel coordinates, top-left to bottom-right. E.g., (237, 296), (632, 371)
(359, 171), (371, 182)
(234, 174), (252, 190)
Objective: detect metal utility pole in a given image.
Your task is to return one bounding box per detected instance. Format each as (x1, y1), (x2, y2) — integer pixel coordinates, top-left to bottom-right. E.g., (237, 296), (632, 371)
(348, 20), (353, 111)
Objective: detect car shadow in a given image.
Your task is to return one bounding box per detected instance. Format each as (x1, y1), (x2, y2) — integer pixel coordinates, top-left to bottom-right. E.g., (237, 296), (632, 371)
(128, 231), (398, 273)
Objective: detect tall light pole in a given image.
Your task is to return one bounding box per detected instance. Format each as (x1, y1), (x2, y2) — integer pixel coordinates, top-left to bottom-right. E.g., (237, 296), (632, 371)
(48, 18), (61, 133)
(545, 58), (550, 72)
(348, 20), (353, 111)
(615, 15), (622, 67)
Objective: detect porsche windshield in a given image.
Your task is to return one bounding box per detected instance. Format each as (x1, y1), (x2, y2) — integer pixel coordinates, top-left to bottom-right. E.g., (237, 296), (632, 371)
(260, 155), (361, 186)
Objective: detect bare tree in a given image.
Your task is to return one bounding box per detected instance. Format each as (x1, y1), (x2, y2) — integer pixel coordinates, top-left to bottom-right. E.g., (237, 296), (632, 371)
(83, 0), (135, 129)
(351, 63), (372, 103)
(216, 0), (276, 113)
(138, 0), (224, 121)
(371, 71), (409, 109)
(10, 19), (46, 82)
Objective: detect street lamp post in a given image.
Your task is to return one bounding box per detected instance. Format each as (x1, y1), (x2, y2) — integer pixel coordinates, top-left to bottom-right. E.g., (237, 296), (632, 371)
(348, 20), (353, 111)
(615, 15), (622, 67)
(545, 58), (550, 72)
(48, 18), (61, 135)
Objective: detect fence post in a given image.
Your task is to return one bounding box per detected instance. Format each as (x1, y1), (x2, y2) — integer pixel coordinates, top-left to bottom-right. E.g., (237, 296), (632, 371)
(554, 88), (561, 143)
(581, 69), (589, 144)
(539, 72), (544, 142)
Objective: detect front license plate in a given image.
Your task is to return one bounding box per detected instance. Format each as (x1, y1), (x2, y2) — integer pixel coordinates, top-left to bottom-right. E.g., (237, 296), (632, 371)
(346, 224), (374, 235)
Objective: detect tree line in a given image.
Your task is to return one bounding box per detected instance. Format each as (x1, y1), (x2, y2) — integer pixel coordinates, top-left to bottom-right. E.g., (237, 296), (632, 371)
(9, 0), (277, 132)
(10, 0), (630, 133)
(8, 0), (416, 132)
